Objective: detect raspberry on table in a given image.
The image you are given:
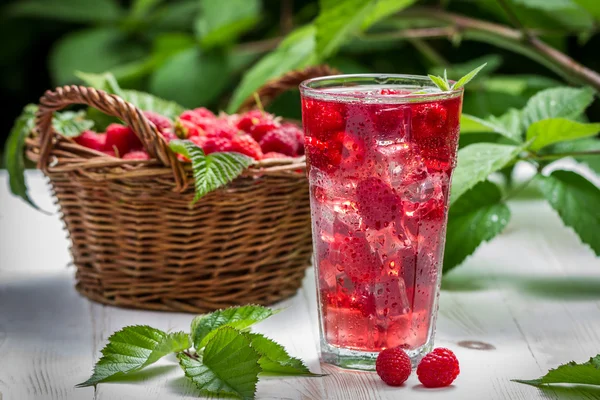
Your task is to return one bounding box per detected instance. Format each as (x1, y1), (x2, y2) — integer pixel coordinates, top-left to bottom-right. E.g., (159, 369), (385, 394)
(417, 347), (460, 388)
(231, 134), (263, 160)
(376, 347), (412, 386)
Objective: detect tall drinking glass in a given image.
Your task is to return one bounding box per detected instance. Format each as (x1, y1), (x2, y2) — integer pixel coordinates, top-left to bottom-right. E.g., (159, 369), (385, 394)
(300, 75), (463, 370)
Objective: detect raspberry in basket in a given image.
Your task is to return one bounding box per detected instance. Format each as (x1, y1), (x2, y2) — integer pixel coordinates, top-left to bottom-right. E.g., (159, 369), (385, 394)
(105, 123), (134, 156)
(236, 110), (280, 141)
(417, 347), (460, 388)
(123, 150), (150, 160)
(75, 130), (105, 151)
(203, 136), (232, 154)
(260, 127), (298, 157)
(263, 152), (291, 159)
(231, 134), (263, 160)
(143, 111), (172, 132)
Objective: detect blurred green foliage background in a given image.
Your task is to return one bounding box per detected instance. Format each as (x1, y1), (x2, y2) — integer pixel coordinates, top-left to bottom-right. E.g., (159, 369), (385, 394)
(2, 0), (600, 152)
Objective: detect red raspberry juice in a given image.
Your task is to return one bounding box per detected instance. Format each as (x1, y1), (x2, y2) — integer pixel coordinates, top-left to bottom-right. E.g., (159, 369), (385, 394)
(300, 75), (462, 369)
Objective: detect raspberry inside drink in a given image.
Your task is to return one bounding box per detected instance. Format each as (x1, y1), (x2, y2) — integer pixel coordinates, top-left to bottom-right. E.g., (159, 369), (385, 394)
(300, 75), (463, 369)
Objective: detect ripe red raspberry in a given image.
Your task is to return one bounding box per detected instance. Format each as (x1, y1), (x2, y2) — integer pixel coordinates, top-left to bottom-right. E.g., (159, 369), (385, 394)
(161, 130), (178, 143)
(260, 127), (297, 156)
(105, 123), (133, 156)
(176, 119), (203, 138)
(189, 135), (208, 149)
(376, 347), (412, 386)
(191, 107), (216, 119)
(417, 348), (460, 388)
(180, 109), (216, 132)
(202, 136), (232, 154)
(206, 121), (237, 140)
(236, 110), (280, 141)
(143, 111), (172, 132)
(75, 130), (105, 151)
(355, 177), (401, 230)
(280, 123), (304, 155)
(263, 152), (291, 159)
(123, 150), (150, 160)
(231, 134), (263, 160)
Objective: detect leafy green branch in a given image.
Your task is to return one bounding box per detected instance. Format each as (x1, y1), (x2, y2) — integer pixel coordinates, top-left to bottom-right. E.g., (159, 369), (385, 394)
(77, 305), (321, 399)
(444, 85), (600, 273)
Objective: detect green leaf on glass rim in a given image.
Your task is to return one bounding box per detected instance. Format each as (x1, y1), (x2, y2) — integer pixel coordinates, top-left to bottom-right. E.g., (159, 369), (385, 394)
(526, 118), (600, 151)
(514, 354), (600, 387)
(169, 140), (253, 203)
(450, 143), (523, 204)
(534, 170), (600, 255)
(191, 305), (276, 350)
(244, 333), (319, 376)
(452, 63), (487, 90)
(227, 25), (317, 113)
(4, 104), (39, 208)
(77, 326), (190, 387)
(521, 86), (595, 129)
(460, 112), (522, 143)
(428, 74), (451, 91)
(431, 55), (502, 81)
(195, 0), (261, 49)
(178, 327), (260, 400)
(444, 181), (511, 273)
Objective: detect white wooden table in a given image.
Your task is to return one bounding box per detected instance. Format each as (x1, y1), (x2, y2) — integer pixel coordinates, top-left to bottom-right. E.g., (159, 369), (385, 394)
(1, 168), (599, 400)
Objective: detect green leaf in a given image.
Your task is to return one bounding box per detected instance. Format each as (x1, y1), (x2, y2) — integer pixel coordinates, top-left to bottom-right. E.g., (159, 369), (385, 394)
(151, 0), (200, 31)
(444, 181), (511, 273)
(542, 137), (600, 174)
(315, 0), (376, 59)
(451, 143), (523, 204)
(452, 63), (488, 90)
(53, 111), (94, 137)
(227, 25), (317, 113)
(50, 28), (146, 85)
(572, 0), (600, 20)
(461, 112), (522, 143)
(190, 305), (276, 350)
(512, 0), (582, 11)
(130, 0), (163, 19)
(514, 354), (600, 387)
(178, 327), (260, 400)
(521, 86), (595, 129)
(77, 326), (190, 387)
(75, 71), (124, 95)
(428, 74), (450, 91)
(361, 0), (416, 29)
(7, 0), (123, 23)
(534, 170), (600, 255)
(196, 0), (261, 49)
(121, 90), (185, 121)
(526, 118), (600, 151)
(4, 105), (39, 208)
(245, 333), (318, 376)
(149, 48), (230, 108)
(169, 140), (253, 202)
(78, 71), (185, 120)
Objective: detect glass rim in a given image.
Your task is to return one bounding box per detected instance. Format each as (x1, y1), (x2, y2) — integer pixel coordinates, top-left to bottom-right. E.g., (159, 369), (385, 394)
(299, 73), (463, 103)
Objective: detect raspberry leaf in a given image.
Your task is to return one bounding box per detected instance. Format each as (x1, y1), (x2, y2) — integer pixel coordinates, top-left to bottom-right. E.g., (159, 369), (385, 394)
(191, 305), (276, 349)
(521, 86), (595, 129)
(4, 104), (39, 209)
(169, 139), (253, 202)
(178, 327), (260, 400)
(52, 110), (95, 137)
(450, 143), (524, 204)
(196, 0), (261, 49)
(461, 112), (523, 143)
(540, 137), (600, 174)
(444, 181), (511, 273)
(514, 354), (600, 387)
(245, 333), (321, 376)
(77, 326), (191, 387)
(534, 170), (600, 255)
(451, 63), (487, 90)
(526, 118), (600, 151)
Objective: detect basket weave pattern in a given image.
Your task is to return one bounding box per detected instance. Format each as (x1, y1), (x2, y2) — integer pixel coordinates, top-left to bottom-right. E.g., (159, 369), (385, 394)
(26, 66), (336, 312)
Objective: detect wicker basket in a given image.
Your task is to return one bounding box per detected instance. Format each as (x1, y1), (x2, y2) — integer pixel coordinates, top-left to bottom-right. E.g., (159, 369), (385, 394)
(25, 66), (338, 313)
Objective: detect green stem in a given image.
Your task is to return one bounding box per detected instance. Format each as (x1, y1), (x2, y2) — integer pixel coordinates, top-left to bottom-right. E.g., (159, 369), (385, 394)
(529, 150), (600, 161)
(502, 176), (534, 201)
